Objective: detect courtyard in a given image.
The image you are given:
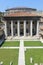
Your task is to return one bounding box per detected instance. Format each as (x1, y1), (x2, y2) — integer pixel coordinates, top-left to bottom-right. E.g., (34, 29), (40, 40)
(0, 40), (43, 65)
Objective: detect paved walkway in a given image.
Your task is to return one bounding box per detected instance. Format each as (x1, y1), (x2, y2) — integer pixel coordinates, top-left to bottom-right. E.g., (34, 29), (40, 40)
(25, 46), (43, 49)
(1, 46), (43, 49)
(18, 40), (25, 65)
(0, 47), (19, 49)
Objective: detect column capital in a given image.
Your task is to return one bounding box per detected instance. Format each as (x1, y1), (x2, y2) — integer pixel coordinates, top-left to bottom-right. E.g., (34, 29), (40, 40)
(11, 20), (13, 22)
(30, 20), (33, 22)
(17, 20), (20, 22)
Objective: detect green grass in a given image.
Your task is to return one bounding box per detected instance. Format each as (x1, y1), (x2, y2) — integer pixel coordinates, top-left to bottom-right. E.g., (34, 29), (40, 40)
(0, 49), (19, 65)
(25, 49), (43, 65)
(2, 41), (19, 47)
(24, 41), (43, 46)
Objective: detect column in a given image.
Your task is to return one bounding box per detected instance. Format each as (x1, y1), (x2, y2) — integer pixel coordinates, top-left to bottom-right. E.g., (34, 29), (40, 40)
(17, 20), (20, 36)
(36, 20), (39, 36)
(11, 20), (13, 37)
(4, 21), (7, 37)
(30, 20), (33, 36)
(24, 20), (26, 36)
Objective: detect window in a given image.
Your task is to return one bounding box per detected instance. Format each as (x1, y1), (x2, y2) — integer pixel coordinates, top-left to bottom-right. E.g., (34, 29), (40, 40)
(20, 22), (23, 24)
(26, 22), (28, 24)
(15, 29), (17, 33)
(26, 28), (28, 33)
(15, 22), (17, 24)
(9, 22), (11, 24)
(33, 21), (34, 24)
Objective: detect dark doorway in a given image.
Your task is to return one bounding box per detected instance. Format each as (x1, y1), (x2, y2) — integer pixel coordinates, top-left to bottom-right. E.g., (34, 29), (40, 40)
(32, 21), (37, 36)
(20, 21), (24, 36)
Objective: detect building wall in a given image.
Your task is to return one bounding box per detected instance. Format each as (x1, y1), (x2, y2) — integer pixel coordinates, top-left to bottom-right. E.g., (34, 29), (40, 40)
(3, 7), (43, 38)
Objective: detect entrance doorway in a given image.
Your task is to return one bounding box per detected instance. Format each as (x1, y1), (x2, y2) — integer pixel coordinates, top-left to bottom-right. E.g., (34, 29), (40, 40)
(32, 21), (37, 36)
(20, 21), (24, 36)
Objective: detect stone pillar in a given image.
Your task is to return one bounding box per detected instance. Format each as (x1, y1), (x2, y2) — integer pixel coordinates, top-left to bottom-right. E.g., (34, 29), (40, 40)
(36, 20), (39, 36)
(30, 20), (33, 36)
(4, 21), (7, 37)
(24, 20), (26, 36)
(11, 20), (13, 37)
(17, 20), (20, 36)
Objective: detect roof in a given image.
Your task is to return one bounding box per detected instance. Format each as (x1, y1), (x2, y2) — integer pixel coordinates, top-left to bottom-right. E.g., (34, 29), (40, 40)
(4, 11), (39, 17)
(6, 7), (36, 11)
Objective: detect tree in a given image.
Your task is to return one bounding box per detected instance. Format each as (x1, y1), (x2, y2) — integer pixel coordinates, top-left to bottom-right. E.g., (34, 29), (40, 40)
(0, 12), (3, 23)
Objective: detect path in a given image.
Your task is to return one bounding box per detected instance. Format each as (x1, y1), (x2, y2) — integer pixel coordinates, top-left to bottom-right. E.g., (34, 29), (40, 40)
(1, 46), (43, 49)
(0, 47), (19, 49)
(25, 46), (43, 49)
(18, 40), (25, 65)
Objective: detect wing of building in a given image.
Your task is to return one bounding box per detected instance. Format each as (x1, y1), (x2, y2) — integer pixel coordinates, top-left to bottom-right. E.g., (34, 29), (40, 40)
(2, 7), (43, 40)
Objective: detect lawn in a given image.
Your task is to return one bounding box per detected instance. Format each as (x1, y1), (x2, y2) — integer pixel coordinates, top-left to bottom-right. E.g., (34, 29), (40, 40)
(0, 49), (19, 65)
(24, 41), (43, 46)
(2, 41), (19, 47)
(25, 49), (43, 65)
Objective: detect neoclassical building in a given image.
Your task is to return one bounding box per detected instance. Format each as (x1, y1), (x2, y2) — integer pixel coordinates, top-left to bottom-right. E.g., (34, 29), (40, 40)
(2, 7), (43, 39)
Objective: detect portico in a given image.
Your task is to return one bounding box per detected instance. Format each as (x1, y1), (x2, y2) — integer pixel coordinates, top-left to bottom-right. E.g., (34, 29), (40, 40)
(4, 19), (39, 39)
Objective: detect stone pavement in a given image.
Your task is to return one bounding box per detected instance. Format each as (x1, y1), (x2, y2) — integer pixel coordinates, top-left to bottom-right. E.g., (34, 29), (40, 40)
(18, 40), (25, 65)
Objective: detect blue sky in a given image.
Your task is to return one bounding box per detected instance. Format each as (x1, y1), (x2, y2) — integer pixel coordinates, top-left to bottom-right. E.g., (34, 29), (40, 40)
(0, 0), (43, 12)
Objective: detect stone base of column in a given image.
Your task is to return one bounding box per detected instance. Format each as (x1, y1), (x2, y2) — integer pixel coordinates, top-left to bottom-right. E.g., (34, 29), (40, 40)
(36, 34), (39, 37)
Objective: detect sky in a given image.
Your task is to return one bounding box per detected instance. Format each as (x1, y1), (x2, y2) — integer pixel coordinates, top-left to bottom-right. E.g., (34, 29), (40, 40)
(0, 0), (43, 12)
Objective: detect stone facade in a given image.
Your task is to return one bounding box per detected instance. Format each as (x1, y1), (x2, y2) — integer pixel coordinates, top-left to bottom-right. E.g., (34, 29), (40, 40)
(2, 7), (43, 39)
